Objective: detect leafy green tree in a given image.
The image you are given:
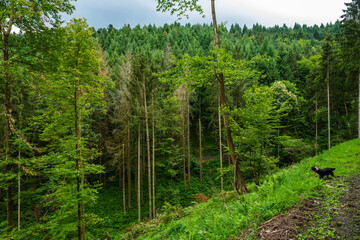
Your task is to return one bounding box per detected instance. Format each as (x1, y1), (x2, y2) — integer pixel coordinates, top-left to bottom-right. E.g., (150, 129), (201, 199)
(27, 18), (109, 240)
(271, 80), (300, 133)
(230, 85), (280, 184)
(0, 0), (75, 232)
(159, 49), (258, 194)
(156, 0), (204, 20)
(157, 0), (252, 194)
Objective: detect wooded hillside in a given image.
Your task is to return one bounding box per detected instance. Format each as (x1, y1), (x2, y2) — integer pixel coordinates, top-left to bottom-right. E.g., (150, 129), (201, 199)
(1, 0), (360, 239)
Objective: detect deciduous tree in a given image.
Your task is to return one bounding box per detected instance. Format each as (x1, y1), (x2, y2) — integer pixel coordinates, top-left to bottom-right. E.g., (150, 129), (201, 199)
(0, 0), (75, 232)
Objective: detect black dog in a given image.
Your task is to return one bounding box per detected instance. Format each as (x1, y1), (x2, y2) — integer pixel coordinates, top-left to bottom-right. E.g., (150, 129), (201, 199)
(311, 166), (335, 179)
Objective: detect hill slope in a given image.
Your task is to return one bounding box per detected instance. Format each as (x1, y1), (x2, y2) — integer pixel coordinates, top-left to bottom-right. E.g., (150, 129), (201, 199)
(247, 173), (360, 239)
(117, 139), (360, 239)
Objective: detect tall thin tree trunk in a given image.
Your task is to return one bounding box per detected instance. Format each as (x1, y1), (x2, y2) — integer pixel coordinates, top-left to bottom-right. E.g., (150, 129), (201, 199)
(119, 157), (122, 188)
(315, 98), (318, 156)
(4, 28), (14, 232)
(182, 109), (187, 191)
(152, 98), (156, 218)
(211, 0), (247, 194)
(17, 114), (22, 231)
(358, 65), (360, 138)
(99, 153), (102, 184)
(187, 94), (191, 185)
(75, 80), (85, 240)
(219, 102), (223, 193)
(199, 118), (202, 183)
(143, 73), (152, 219)
(327, 55), (331, 149)
(6, 183), (13, 232)
(344, 100), (352, 137)
(18, 161), (20, 231)
(141, 140), (144, 205)
(137, 125), (141, 224)
(127, 126), (132, 210)
(122, 144), (126, 213)
(135, 132), (138, 208)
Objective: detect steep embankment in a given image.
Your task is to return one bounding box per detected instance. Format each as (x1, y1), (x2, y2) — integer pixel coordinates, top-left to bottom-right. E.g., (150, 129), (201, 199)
(117, 139), (360, 240)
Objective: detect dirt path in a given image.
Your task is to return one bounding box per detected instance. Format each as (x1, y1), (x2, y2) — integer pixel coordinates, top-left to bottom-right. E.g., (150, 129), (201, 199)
(236, 174), (360, 240)
(327, 174), (360, 239)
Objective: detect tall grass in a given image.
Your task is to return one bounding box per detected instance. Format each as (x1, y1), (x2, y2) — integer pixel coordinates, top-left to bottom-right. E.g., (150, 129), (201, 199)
(118, 139), (360, 239)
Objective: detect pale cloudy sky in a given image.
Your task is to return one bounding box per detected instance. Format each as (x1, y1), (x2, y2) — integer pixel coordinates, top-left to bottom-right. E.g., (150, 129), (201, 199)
(64, 0), (349, 29)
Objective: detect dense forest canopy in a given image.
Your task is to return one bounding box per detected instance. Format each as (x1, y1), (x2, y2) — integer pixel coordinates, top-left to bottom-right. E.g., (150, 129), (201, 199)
(1, 0), (360, 239)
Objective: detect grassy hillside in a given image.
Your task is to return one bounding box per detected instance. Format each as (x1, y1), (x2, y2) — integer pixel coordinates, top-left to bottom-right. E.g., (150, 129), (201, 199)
(117, 139), (360, 239)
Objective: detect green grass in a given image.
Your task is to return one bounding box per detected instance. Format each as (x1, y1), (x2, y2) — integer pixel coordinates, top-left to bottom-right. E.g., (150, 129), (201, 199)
(117, 139), (360, 239)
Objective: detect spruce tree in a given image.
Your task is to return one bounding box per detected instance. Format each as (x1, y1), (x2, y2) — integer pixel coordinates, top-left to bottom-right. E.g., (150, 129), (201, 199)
(340, 0), (360, 138)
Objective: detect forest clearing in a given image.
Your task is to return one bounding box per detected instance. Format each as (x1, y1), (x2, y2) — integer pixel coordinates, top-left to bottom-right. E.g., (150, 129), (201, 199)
(1, 0), (360, 239)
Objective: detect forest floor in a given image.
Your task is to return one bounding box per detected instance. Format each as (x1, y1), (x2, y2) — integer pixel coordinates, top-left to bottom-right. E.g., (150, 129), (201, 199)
(234, 174), (360, 240)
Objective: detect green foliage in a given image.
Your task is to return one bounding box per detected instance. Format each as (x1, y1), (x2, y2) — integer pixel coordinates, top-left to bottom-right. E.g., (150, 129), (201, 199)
(159, 49), (259, 90)
(2, 2), (360, 238)
(340, 0), (360, 65)
(1, 18), (110, 239)
(156, 0), (205, 20)
(230, 84), (281, 181)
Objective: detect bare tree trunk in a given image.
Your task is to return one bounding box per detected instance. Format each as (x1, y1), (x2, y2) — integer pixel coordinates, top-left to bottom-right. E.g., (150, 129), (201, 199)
(152, 98), (156, 218)
(75, 80), (81, 240)
(327, 55), (331, 149)
(137, 125), (141, 224)
(75, 82), (86, 240)
(4, 27), (14, 232)
(141, 139), (144, 205)
(81, 116), (85, 240)
(211, 0), (247, 194)
(182, 109), (187, 191)
(99, 153), (102, 184)
(358, 65), (360, 138)
(122, 144), (126, 213)
(18, 152), (21, 231)
(119, 158), (122, 188)
(315, 98), (318, 156)
(127, 126), (132, 210)
(17, 114), (22, 232)
(187, 94), (191, 185)
(344, 100), (352, 137)
(199, 118), (202, 183)
(219, 101), (223, 193)
(143, 73), (152, 219)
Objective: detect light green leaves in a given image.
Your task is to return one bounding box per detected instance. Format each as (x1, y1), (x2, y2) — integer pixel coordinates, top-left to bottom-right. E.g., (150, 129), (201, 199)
(156, 0), (205, 20)
(159, 49), (259, 90)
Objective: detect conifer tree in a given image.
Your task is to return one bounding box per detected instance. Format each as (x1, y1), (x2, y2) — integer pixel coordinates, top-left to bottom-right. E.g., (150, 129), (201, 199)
(340, 0), (360, 138)
(321, 33), (333, 149)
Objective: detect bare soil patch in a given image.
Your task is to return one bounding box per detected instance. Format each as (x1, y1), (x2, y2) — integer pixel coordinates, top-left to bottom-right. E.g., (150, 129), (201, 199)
(327, 175), (360, 240)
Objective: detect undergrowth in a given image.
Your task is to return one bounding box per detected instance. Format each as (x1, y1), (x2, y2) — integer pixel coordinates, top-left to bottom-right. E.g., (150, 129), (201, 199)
(117, 139), (360, 239)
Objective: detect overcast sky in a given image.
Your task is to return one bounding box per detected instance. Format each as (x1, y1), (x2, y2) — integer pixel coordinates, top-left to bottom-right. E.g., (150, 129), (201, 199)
(64, 0), (349, 29)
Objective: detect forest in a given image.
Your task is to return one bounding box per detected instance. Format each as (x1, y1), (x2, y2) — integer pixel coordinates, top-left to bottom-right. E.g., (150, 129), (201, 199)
(1, 0), (360, 239)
